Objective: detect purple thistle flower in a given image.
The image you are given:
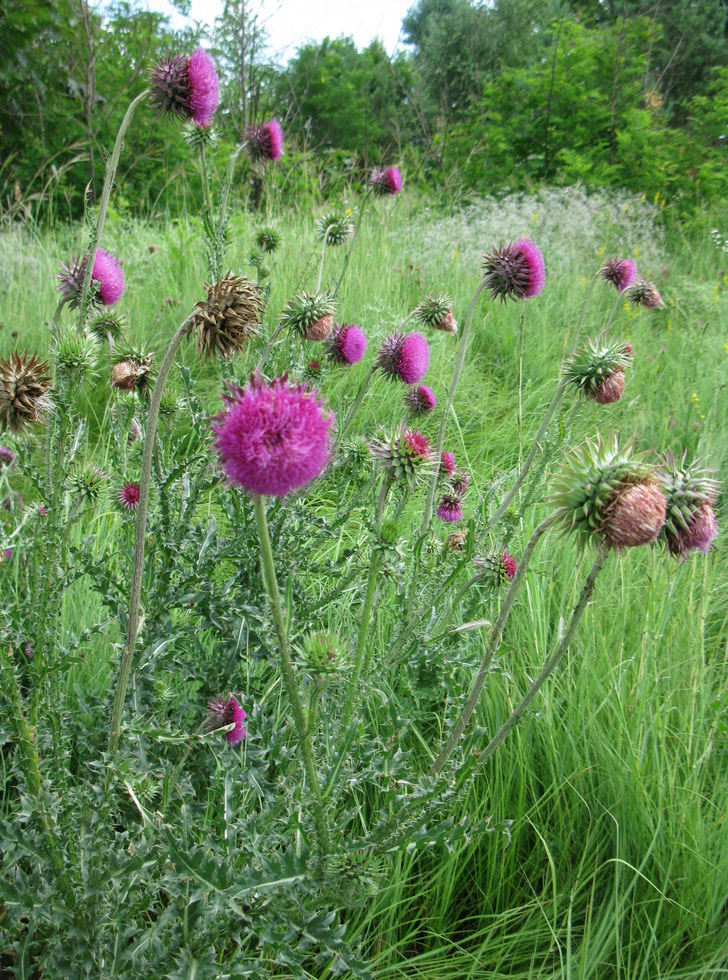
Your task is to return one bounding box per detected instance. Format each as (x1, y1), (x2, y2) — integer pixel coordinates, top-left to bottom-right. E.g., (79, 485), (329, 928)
(450, 469), (470, 496)
(57, 248), (125, 308)
(482, 238), (545, 302)
(327, 324), (367, 366)
(628, 279), (666, 309)
(441, 451), (455, 476)
(600, 258), (637, 292)
(213, 374), (333, 498)
(682, 503), (718, 554)
(0, 446), (16, 470)
(3, 548), (12, 562)
(207, 694), (247, 745)
(376, 332), (430, 385)
(118, 482), (141, 511)
(370, 166), (402, 196)
(149, 48), (220, 127)
(187, 48), (220, 126)
(405, 384), (437, 414)
(436, 491), (463, 524)
(502, 552), (517, 580)
(245, 119), (284, 162)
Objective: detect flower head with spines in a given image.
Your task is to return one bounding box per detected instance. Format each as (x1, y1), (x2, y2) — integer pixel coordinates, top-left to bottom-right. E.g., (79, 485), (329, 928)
(149, 48), (220, 127)
(57, 248), (125, 309)
(0, 352), (52, 434)
(316, 211), (354, 247)
(50, 326), (99, 386)
(206, 694), (247, 745)
(369, 166), (402, 196)
(279, 291), (335, 342)
(71, 466), (107, 503)
(628, 279), (665, 309)
(255, 227), (281, 255)
(375, 332), (430, 385)
(436, 489), (464, 524)
(599, 257), (637, 292)
(549, 433), (666, 550)
(111, 344), (156, 397)
(302, 631), (341, 672)
(369, 428), (433, 486)
(192, 274), (264, 359)
(404, 384), (437, 415)
(475, 551), (517, 586)
(117, 481), (141, 511)
(482, 238), (545, 302)
(658, 453), (719, 558)
(562, 338), (632, 403)
(89, 310), (128, 345)
(245, 119), (283, 162)
(415, 294), (457, 333)
(326, 324), (367, 365)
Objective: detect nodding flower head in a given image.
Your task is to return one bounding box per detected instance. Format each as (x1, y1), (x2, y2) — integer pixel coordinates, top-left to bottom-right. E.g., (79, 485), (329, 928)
(659, 453), (719, 558)
(206, 694), (247, 745)
(279, 291), (335, 342)
(475, 550), (518, 586)
(563, 339), (632, 405)
(327, 324), (367, 366)
(245, 119), (283, 162)
(213, 374), (333, 498)
(0, 352), (52, 434)
(450, 469), (470, 496)
(111, 344), (155, 397)
(599, 257), (637, 292)
(193, 274), (264, 359)
(550, 433), (666, 550)
(415, 294), (458, 333)
(628, 279), (665, 309)
(149, 48), (220, 127)
(440, 451), (456, 476)
(369, 428), (433, 485)
(375, 332), (430, 385)
(404, 384), (437, 415)
(316, 211), (354, 247)
(436, 489), (464, 524)
(117, 481), (141, 511)
(482, 238), (545, 301)
(255, 227), (281, 255)
(57, 248), (125, 309)
(370, 166), (402, 196)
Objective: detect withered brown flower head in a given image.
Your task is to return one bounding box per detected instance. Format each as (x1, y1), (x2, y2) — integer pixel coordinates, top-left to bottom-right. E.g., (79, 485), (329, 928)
(193, 274), (264, 358)
(0, 351), (52, 433)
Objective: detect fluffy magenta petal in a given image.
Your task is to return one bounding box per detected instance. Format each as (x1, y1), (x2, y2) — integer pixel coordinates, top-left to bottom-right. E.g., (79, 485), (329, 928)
(188, 48), (220, 126)
(92, 248), (125, 305)
(513, 237), (546, 298)
(396, 332), (429, 384)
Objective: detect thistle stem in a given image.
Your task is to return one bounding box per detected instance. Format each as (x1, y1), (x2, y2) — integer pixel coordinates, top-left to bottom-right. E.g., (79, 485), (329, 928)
(315, 237), (328, 293)
(253, 496), (329, 858)
(77, 90), (149, 332)
(332, 187), (372, 299)
(517, 312), (524, 463)
(255, 320), (285, 373)
(474, 548), (606, 770)
(336, 363), (377, 445)
(421, 280), (486, 535)
(429, 514), (556, 777)
(217, 142), (246, 243)
(108, 313), (194, 753)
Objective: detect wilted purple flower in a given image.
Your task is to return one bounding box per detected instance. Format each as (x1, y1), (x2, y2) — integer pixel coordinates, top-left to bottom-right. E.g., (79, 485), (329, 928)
(441, 451), (455, 476)
(405, 384), (437, 414)
(370, 166), (402, 196)
(213, 374), (333, 498)
(482, 238), (545, 301)
(450, 469), (470, 496)
(327, 324), (367, 366)
(149, 48), (220, 127)
(436, 490), (463, 524)
(57, 248), (125, 308)
(376, 332), (430, 385)
(0, 446), (15, 469)
(603, 482), (667, 549)
(628, 279), (665, 309)
(599, 258), (637, 292)
(592, 371), (625, 405)
(245, 119), (283, 162)
(207, 694), (247, 745)
(118, 482), (141, 511)
(681, 504), (718, 554)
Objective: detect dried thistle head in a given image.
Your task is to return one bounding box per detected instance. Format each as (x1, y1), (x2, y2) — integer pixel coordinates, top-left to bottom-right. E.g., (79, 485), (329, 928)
(193, 274), (264, 359)
(658, 453), (719, 558)
(0, 351), (52, 434)
(279, 291), (335, 342)
(111, 344), (156, 397)
(628, 279), (665, 309)
(316, 211), (354, 247)
(562, 339), (632, 402)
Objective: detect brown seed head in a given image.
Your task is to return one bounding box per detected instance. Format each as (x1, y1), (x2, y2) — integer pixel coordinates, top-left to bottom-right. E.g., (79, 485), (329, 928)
(0, 351), (52, 433)
(194, 274), (264, 359)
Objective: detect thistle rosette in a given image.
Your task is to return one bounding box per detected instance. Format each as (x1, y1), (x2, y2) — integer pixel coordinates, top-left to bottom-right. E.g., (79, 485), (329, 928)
(549, 433), (666, 550)
(375, 332), (430, 385)
(628, 279), (665, 309)
(369, 166), (402, 197)
(57, 248), (125, 309)
(149, 48), (220, 127)
(244, 119), (283, 162)
(563, 338), (632, 405)
(404, 384), (436, 415)
(415, 294), (458, 333)
(213, 374), (333, 498)
(302, 631), (341, 672)
(482, 238), (545, 302)
(326, 324), (367, 366)
(192, 274), (264, 359)
(111, 344), (156, 397)
(279, 291), (335, 342)
(316, 211), (354, 247)
(369, 428), (433, 486)
(255, 227), (281, 255)
(474, 551), (518, 586)
(599, 257), (637, 293)
(206, 694), (247, 745)
(658, 454), (719, 558)
(0, 352), (52, 434)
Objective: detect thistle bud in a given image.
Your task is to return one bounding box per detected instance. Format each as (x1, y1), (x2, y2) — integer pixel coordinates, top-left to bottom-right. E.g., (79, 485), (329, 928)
(70, 466), (107, 503)
(369, 428), (432, 485)
(89, 310), (128, 345)
(316, 211), (354, 247)
(255, 227), (281, 255)
(302, 631), (341, 671)
(193, 274), (264, 359)
(474, 551), (517, 586)
(563, 339), (632, 405)
(659, 453), (719, 558)
(415, 294), (457, 333)
(279, 291), (335, 342)
(628, 279), (665, 309)
(51, 326), (99, 384)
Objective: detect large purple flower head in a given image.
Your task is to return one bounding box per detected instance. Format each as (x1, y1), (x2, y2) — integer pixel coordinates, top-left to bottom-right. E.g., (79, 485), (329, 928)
(436, 489), (463, 524)
(376, 332), (430, 385)
(57, 248), (125, 309)
(327, 324), (367, 366)
(149, 48), (220, 127)
(207, 694), (247, 745)
(370, 166), (402, 196)
(213, 374), (333, 498)
(482, 238), (545, 301)
(600, 257), (637, 292)
(245, 119), (283, 162)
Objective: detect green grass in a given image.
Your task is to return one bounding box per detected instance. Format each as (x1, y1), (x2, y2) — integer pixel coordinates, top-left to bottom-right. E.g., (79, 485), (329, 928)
(1, 188), (727, 976)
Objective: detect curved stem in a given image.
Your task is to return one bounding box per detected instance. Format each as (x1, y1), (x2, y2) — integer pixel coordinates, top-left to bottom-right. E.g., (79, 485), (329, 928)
(602, 292), (623, 338)
(108, 313), (194, 753)
(429, 514), (557, 776)
(253, 496), (329, 858)
(336, 363), (377, 445)
(332, 187), (372, 299)
(255, 320), (285, 373)
(475, 548), (606, 769)
(421, 280), (486, 535)
(77, 90), (149, 332)
(315, 238), (327, 293)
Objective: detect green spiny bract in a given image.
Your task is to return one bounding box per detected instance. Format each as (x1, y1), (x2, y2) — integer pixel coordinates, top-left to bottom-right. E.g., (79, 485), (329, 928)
(182, 122), (219, 150)
(369, 429), (433, 486)
(474, 551), (518, 587)
(302, 630), (341, 671)
(316, 211), (354, 247)
(255, 227), (281, 255)
(659, 453), (719, 554)
(70, 465), (107, 502)
(159, 389), (181, 420)
(193, 274), (264, 359)
(89, 310), (128, 344)
(415, 294), (457, 333)
(377, 518), (400, 549)
(279, 290), (335, 341)
(111, 343), (156, 397)
(50, 325), (100, 384)
(562, 339), (632, 400)
(549, 433), (657, 548)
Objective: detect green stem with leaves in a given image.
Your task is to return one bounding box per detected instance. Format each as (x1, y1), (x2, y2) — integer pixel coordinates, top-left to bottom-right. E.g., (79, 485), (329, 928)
(332, 187), (372, 299)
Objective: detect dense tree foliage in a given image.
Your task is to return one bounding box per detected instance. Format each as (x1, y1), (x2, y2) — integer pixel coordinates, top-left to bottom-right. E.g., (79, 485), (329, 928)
(0, 0), (726, 220)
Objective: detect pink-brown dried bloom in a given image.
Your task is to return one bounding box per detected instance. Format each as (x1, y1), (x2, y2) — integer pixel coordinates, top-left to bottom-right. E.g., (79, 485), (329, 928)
(603, 482), (666, 549)
(213, 374), (332, 498)
(682, 503), (718, 554)
(628, 279), (665, 309)
(206, 694), (247, 745)
(592, 370), (625, 405)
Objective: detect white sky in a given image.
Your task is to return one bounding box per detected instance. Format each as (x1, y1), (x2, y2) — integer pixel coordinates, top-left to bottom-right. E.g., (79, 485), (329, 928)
(139, 0), (415, 61)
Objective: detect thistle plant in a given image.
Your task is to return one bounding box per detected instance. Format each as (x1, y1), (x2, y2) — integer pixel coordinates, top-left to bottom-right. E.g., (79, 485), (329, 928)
(562, 338), (633, 404)
(659, 453), (720, 558)
(259, 291), (336, 370)
(315, 210), (355, 291)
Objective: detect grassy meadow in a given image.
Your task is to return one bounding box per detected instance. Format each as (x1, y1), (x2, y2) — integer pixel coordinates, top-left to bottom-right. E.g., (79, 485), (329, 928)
(1, 186), (727, 976)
